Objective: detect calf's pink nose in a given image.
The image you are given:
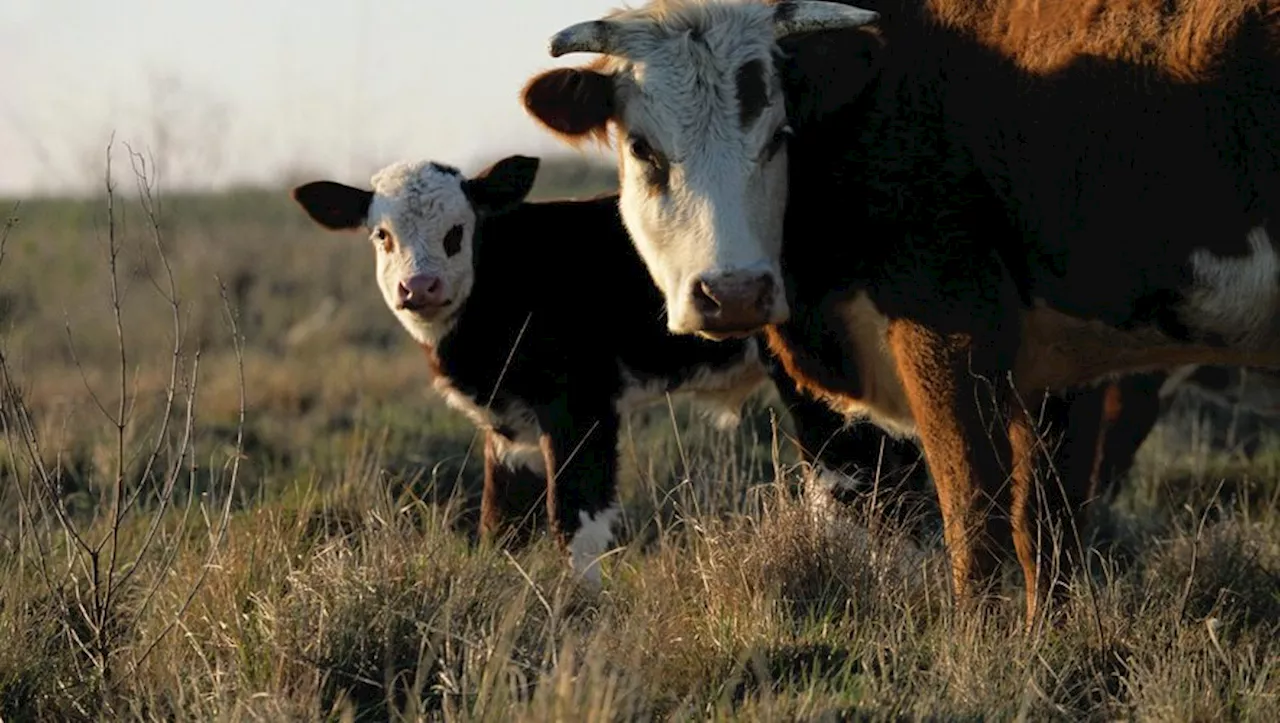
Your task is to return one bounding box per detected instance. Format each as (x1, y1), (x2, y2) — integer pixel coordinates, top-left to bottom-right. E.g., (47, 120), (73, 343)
(397, 274), (447, 311)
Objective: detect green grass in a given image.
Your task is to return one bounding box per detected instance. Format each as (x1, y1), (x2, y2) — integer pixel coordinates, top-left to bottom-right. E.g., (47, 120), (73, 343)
(0, 153), (1277, 721)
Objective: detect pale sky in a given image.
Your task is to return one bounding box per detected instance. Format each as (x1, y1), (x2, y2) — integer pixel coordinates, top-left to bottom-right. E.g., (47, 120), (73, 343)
(0, 0), (622, 197)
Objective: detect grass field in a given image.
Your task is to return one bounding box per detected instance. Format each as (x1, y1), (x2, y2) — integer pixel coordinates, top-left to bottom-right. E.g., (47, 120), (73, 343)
(1, 149), (1277, 721)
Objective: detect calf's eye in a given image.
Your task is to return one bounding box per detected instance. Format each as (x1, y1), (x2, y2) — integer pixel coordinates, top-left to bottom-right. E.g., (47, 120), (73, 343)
(442, 224), (465, 257)
(374, 227), (393, 252)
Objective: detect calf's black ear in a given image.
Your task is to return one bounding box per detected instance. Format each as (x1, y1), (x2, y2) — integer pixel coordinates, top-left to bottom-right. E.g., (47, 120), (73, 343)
(463, 155), (540, 215)
(292, 181), (373, 230)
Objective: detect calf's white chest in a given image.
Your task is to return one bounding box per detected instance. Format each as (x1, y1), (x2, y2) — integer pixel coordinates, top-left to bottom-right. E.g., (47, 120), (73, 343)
(432, 375), (544, 471)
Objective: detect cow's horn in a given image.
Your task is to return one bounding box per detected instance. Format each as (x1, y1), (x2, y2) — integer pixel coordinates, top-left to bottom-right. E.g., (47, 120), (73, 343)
(772, 1), (880, 38)
(549, 20), (618, 58)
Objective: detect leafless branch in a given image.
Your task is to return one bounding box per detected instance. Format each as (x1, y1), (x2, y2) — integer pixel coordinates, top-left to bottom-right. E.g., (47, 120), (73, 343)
(130, 274), (245, 674)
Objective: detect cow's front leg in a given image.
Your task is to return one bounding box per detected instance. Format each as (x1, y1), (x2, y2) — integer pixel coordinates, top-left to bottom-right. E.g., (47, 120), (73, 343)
(479, 429), (549, 549)
(886, 319), (1019, 609)
(537, 400), (621, 587)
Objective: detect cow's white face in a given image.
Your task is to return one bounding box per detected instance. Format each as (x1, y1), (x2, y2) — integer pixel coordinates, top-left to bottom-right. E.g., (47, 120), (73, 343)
(607, 6), (792, 339)
(522, 0), (880, 338)
(292, 156), (540, 347)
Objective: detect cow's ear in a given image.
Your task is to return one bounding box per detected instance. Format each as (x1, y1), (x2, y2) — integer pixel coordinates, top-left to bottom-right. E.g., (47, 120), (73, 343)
(522, 66), (615, 145)
(463, 155), (540, 215)
(292, 181), (372, 230)
(777, 26), (883, 131)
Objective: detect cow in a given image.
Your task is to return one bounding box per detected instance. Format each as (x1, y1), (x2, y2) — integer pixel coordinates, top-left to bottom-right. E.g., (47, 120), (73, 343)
(519, 0), (1280, 623)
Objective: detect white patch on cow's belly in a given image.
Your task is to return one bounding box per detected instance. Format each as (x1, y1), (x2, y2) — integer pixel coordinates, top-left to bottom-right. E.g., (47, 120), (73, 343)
(1184, 226), (1279, 348)
(615, 338), (770, 430)
(568, 505), (620, 588)
(822, 292), (917, 438)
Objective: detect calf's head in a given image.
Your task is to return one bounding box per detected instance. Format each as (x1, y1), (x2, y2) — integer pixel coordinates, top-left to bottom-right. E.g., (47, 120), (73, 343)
(521, 0), (879, 338)
(292, 155), (539, 345)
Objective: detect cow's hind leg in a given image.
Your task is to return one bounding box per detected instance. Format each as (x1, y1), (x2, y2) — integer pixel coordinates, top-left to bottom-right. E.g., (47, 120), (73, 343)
(1008, 391), (1087, 626)
(1011, 373), (1165, 626)
(1090, 373), (1164, 501)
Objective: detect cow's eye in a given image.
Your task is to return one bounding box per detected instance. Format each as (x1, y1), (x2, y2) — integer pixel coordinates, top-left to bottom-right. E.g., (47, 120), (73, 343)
(628, 135), (659, 165)
(374, 227), (393, 252)
(764, 124), (792, 161)
(628, 134), (670, 189)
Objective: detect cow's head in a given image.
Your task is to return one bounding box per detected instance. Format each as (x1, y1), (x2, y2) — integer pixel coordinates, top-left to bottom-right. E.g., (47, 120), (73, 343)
(292, 155), (539, 345)
(521, 0), (880, 339)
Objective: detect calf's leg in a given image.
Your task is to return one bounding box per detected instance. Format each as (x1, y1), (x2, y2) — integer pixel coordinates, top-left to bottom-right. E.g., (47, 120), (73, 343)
(537, 400), (621, 587)
(479, 430), (548, 549)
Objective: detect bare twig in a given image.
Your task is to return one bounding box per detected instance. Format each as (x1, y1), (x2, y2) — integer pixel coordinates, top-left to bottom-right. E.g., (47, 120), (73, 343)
(113, 144), (192, 586)
(0, 200), (20, 268)
(116, 143), (184, 522)
(100, 133), (132, 641)
(130, 275), (245, 674)
(1, 136), (245, 694)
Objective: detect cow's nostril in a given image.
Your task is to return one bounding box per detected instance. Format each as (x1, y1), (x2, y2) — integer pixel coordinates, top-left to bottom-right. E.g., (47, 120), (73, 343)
(692, 280), (721, 315)
(754, 275), (775, 310)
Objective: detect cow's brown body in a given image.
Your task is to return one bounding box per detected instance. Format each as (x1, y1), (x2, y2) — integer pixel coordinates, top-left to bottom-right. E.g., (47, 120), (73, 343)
(521, 0), (1280, 622)
(767, 0), (1280, 619)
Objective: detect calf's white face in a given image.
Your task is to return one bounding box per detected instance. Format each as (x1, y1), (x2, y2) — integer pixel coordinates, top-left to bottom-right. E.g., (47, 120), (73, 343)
(521, 0), (879, 338)
(292, 156), (540, 346)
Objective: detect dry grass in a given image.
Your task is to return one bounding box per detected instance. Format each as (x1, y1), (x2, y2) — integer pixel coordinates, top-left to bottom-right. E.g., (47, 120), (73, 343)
(1, 150), (1277, 721)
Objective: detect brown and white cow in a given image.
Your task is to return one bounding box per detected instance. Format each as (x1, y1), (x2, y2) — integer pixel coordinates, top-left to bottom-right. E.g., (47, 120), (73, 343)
(521, 0), (1280, 622)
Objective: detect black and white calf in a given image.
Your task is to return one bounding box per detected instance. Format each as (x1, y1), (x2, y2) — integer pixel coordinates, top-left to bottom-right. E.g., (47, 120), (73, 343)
(292, 155), (775, 584)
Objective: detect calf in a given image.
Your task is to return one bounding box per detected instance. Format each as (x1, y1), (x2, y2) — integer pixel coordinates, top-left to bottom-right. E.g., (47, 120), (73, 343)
(292, 155), (775, 584)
